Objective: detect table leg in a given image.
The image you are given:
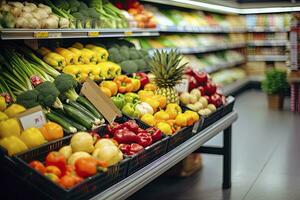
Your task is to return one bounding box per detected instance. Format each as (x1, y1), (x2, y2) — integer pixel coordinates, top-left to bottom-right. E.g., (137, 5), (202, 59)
(222, 125), (232, 189)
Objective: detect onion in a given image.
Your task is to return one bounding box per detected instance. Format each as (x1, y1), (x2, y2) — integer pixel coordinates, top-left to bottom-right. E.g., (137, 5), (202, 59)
(10, 6), (22, 17)
(20, 12), (33, 19)
(15, 17), (29, 28)
(8, 2), (24, 8)
(48, 14), (59, 21)
(28, 18), (41, 29)
(38, 3), (52, 14)
(1, 4), (11, 12)
(59, 18), (70, 29)
(22, 5), (33, 13)
(32, 8), (49, 20)
(24, 2), (37, 9)
(42, 18), (59, 29)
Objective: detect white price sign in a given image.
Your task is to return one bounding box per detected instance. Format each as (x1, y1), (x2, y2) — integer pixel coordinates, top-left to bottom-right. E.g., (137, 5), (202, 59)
(175, 78), (189, 93)
(18, 106), (47, 130)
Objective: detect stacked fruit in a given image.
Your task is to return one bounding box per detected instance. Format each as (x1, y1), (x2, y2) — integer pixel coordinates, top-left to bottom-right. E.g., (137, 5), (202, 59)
(0, 103), (65, 156)
(114, 0), (156, 28)
(29, 131), (122, 189)
(105, 120), (163, 155)
(184, 68), (226, 109)
(38, 43), (121, 83)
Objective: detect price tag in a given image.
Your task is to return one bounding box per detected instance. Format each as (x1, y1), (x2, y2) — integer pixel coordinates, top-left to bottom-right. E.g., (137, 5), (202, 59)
(33, 32), (49, 38)
(192, 120), (201, 134)
(49, 32), (62, 38)
(17, 106), (47, 130)
(124, 31), (133, 36)
(175, 78), (189, 93)
(88, 32), (100, 37)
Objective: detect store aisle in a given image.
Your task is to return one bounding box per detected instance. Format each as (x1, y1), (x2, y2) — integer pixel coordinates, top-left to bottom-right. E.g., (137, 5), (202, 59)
(128, 90), (300, 200)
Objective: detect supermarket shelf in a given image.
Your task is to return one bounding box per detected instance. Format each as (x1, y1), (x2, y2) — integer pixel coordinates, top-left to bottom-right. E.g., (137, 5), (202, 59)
(91, 111), (238, 200)
(0, 28), (159, 40)
(158, 25), (246, 33)
(247, 40), (288, 47)
(247, 55), (288, 62)
(205, 60), (246, 74)
(246, 27), (290, 32)
(149, 43), (246, 54)
(222, 78), (249, 96)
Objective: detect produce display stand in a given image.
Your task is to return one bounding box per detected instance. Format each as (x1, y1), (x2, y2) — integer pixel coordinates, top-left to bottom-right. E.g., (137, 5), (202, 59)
(91, 111), (237, 200)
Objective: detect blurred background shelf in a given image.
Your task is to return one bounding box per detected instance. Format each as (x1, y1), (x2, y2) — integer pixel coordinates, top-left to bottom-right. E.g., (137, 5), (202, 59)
(247, 55), (287, 61)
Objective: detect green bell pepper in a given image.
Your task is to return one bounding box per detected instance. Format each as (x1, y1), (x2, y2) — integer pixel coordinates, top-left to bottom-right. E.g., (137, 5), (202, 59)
(111, 94), (126, 110)
(124, 93), (140, 104)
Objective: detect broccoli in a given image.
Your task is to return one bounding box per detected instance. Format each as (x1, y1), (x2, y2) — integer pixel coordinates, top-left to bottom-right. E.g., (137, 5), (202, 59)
(16, 90), (39, 109)
(35, 81), (63, 109)
(139, 49), (149, 57)
(129, 49), (140, 60)
(109, 53), (124, 63)
(54, 1), (70, 10)
(108, 47), (119, 55)
(119, 48), (130, 60)
(69, 0), (80, 8)
(120, 60), (138, 74)
(72, 12), (84, 20)
(79, 2), (88, 10)
(88, 8), (99, 18)
(120, 45), (129, 51)
(54, 74), (79, 101)
(134, 59), (147, 72)
(79, 9), (89, 18)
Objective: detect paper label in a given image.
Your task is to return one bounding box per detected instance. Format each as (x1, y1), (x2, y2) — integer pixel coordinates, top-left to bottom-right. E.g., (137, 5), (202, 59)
(17, 106), (46, 130)
(88, 32), (100, 37)
(33, 32), (49, 38)
(124, 31), (133, 36)
(49, 32), (62, 38)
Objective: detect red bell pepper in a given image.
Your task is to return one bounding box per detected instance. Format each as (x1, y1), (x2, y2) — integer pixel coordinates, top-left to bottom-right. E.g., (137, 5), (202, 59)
(29, 160), (46, 174)
(107, 122), (123, 134)
(137, 132), (152, 147)
(45, 151), (67, 175)
(113, 129), (138, 144)
(123, 120), (139, 133)
(146, 127), (162, 142)
(119, 143), (144, 155)
(135, 72), (149, 89)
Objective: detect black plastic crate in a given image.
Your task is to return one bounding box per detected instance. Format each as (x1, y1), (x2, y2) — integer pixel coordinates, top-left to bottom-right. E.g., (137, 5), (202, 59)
(13, 136), (129, 200)
(167, 125), (193, 152)
(221, 96), (235, 118)
(200, 105), (224, 130)
(122, 117), (168, 175)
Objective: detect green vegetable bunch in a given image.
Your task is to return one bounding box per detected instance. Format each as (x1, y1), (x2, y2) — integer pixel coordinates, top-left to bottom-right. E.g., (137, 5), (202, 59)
(108, 45), (150, 74)
(261, 68), (289, 95)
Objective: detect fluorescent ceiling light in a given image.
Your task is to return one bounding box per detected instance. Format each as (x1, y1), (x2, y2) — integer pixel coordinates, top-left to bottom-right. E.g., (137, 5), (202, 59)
(144, 0), (300, 14)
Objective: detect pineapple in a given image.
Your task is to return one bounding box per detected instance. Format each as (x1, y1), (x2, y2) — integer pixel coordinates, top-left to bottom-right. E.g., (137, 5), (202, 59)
(149, 50), (188, 104)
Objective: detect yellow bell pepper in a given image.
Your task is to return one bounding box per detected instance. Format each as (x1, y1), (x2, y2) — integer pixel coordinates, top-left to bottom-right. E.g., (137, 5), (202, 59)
(68, 47), (84, 64)
(91, 65), (102, 81)
(0, 118), (21, 138)
(20, 127), (47, 149)
(0, 112), (8, 121)
(98, 61), (121, 79)
(0, 136), (28, 156)
(37, 47), (51, 56)
(62, 65), (82, 82)
(0, 96), (7, 111)
(81, 48), (97, 64)
(43, 52), (66, 71)
(85, 44), (109, 63)
(4, 104), (26, 118)
(80, 65), (93, 83)
(55, 48), (77, 65)
(72, 42), (84, 49)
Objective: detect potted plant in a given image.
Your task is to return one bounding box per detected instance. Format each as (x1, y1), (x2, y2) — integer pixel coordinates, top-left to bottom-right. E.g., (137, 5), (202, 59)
(261, 68), (289, 110)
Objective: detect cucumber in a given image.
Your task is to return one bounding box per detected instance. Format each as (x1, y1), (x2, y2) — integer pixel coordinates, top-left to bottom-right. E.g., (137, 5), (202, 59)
(63, 104), (93, 129)
(46, 112), (77, 133)
(51, 110), (87, 131)
(77, 96), (103, 119)
(67, 100), (101, 125)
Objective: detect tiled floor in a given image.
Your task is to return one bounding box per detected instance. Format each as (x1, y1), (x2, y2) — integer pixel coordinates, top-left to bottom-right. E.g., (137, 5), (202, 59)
(128, 90), (300, 200)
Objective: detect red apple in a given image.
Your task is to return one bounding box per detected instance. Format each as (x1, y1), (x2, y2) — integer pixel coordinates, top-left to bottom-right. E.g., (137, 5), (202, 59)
(210, 93), (222, 107)
(184, 67), (195, 76)
(204, 81), (217, 95)
(187, 75), (198, 91)
(197, 86), (205, 95)
(194, 71), (208, 85)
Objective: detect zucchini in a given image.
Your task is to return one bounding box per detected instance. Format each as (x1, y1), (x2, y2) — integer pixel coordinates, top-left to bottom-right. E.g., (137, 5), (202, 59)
(46, 112), (77, 133)
(67, 100), (101, 125)
(63, 104), (93, 129)
(51, 110), (87, 131)
(77, 96), (103, 119)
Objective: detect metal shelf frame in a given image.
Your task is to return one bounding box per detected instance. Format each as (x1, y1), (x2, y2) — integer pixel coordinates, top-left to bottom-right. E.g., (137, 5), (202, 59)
(247, 55), (288, 62)
(247, 40), (288, 47)
(91, 111), (238, 200)
(0, 28), (160, 40)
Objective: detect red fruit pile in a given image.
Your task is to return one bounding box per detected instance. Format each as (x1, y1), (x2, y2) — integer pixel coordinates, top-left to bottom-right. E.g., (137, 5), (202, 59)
(106, 120), (162, 155)
(184, 68), (226, 107)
